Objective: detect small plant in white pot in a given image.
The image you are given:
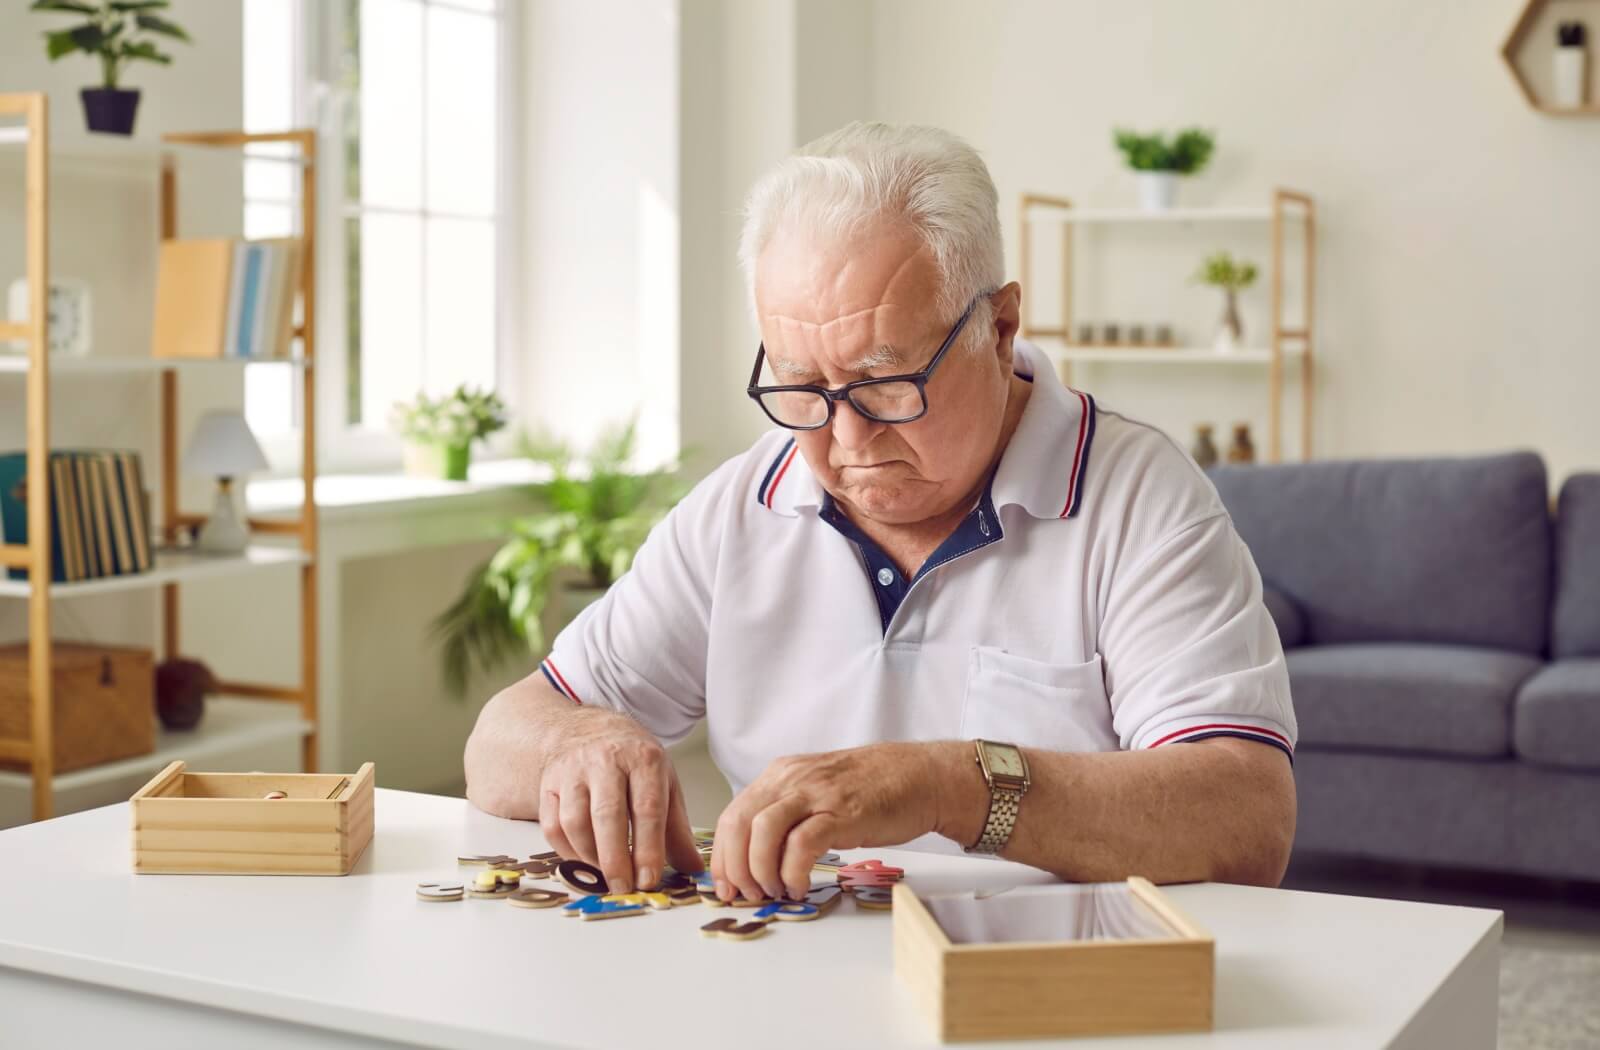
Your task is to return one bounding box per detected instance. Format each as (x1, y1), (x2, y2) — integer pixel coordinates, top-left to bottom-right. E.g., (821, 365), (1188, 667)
(389, 385), (508, 481)
(32, 0), (191, 136)
(1113, 127), (1215, 212)
(1193, 251), (1257, 353)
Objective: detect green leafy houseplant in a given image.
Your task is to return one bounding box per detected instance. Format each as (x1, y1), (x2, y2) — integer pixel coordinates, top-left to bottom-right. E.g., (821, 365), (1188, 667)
(1111, 127), (1216, 174)
(432, 421), (685, 695)
(1193, 251), (1258, 351)
(389, 385), (508, 481)
(32, 0), (190, 135)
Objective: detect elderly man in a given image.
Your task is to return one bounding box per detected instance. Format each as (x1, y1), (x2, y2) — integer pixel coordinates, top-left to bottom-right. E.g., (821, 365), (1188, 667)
(465, 122), (1296, 904)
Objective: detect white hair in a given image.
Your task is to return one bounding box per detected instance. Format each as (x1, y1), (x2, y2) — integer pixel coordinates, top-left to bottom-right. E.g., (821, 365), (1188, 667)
(739, 122), (1004, 343)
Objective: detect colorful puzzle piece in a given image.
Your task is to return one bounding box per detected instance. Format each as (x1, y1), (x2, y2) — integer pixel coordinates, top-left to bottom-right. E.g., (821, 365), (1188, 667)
(562, 895), (647, 920)
(700, 917), (770, 941)
(507, 888), (570, 909)
(754, 901), (820, 922)
(415, 881), (464, 902)
(852, 887), (894, 910)
(557, 859), (609, 896)
(836, 859), (906, 891)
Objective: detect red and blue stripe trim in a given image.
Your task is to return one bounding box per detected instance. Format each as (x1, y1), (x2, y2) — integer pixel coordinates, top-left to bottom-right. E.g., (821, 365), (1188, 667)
(1149, 722), (1293, 762)
(1059, 389), (1097, 519)
(755, 437), (799, 509)
(540, 658), (582, 705)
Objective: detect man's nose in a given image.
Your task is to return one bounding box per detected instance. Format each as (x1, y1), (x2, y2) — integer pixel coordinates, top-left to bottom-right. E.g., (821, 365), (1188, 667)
(829, 397), (885, 451)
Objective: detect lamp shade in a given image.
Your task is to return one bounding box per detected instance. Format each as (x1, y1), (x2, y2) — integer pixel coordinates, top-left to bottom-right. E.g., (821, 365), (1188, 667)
(182, 411), (270, 478)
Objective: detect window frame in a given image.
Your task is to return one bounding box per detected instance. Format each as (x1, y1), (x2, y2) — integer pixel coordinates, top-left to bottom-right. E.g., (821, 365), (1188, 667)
(247, 0), (520, 477)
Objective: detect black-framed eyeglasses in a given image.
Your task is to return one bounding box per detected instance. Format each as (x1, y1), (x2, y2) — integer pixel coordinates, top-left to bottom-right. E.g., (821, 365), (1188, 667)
(746, 293), (983, 431)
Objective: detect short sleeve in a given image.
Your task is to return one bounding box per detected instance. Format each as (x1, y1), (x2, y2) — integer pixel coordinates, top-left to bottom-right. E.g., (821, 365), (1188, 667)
(539, 462), (734, 746)
(1098, 511), (1298, 761)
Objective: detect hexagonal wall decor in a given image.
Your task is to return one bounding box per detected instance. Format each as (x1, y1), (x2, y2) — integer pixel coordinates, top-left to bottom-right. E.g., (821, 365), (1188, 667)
(1502, 0), (1600, 115)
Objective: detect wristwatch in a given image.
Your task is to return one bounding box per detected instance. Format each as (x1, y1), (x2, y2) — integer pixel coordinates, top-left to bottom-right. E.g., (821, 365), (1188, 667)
(966, 740), (1030, 855)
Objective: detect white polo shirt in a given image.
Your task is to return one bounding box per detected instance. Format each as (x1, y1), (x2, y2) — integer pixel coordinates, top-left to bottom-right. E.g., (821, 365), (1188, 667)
(542, 340), (1296, 807)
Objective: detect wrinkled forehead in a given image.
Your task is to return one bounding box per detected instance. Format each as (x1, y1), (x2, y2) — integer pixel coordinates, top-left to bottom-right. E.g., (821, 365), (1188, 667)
(754, 221), (943, 372)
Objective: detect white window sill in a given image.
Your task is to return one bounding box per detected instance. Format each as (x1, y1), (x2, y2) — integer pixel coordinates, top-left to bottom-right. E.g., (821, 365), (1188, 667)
(247, 458), (551, 522)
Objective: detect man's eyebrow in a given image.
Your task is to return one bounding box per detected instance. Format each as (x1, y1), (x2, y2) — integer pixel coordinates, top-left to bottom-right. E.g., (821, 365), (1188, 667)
(770, 344), (902, 379)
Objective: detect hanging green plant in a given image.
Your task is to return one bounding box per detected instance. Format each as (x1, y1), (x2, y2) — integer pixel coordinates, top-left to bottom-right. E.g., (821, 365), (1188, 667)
(432, 420), (687, 696)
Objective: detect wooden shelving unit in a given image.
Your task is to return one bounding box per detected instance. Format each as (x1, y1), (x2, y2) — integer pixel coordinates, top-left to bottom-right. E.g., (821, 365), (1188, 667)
(1018, 189), (1316, 462)
(0, 93), (321, 822)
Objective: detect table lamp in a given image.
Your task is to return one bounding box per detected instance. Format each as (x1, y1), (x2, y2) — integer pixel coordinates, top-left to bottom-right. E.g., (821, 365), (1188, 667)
(182, 410), (269, 553)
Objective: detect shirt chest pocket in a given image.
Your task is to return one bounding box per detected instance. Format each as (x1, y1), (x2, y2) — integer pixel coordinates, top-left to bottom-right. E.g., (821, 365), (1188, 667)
(959, 647), (1120, 754)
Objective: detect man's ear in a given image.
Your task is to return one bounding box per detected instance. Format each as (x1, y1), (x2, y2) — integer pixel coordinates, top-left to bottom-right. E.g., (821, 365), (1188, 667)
(990, 282), (1023, 371)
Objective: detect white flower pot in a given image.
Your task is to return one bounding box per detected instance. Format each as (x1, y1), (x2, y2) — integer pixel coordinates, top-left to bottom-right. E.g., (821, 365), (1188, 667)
(1136, 172), (1180, 212)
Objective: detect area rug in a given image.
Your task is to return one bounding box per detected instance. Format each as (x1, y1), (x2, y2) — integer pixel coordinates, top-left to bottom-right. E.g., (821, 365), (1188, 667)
(1500, 944), (1600, 1049)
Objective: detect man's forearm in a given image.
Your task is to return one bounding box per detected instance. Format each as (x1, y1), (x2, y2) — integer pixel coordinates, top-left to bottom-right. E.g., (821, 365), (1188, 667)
(463, 675), (585, 819)
(929, 738), (1296, 886)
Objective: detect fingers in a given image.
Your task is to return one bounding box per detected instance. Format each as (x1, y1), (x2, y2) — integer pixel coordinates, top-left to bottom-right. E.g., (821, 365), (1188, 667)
(589, 766), (635, 894)
(747, 796), (810, 900)
(664, 774), (705, 875)
(558, 783), (598, 867)
(627, 760), (671, 890)
(712, 802), (755, 903)
(780, 814), (835, 901)
(539, 785), (576, 859)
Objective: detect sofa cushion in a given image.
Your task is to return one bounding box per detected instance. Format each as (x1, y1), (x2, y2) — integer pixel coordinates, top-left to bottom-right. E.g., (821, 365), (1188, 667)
(1209, 453), (1551, 655)
(1514, 659), (1600, 770)
(1287, 643), (1541, 757)
(1261, 584), (1305, 650)
(1552, 474), (1600, 659)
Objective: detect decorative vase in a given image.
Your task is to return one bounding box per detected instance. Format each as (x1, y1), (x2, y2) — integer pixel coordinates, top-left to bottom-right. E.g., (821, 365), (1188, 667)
(1554, 23), (1588, 108)
(1136, 171), (1179, 212)
(80, 88), (141, 135)
(155, 658), (216, 730)
(402, 441), (472, 481)
(1191, 425), (1219, 469)
(1214, 288), (1243, 352)
(1226, 424), (1256, 464)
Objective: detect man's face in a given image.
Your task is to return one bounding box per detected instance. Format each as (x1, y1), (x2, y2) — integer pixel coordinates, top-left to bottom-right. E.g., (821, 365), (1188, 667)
(754, 222), (1016, 527)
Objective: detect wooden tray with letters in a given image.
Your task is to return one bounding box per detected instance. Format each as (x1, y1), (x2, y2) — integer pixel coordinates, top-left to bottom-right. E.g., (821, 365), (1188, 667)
(893, 876), (1214, 1041)
(130, 760), (375, 876)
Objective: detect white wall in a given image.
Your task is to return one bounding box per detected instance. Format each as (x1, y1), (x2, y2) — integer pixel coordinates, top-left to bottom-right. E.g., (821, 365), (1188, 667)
(863, 0), (1600, 482)
(517, 0), (681, 467)
(672, 0), (1600, 483)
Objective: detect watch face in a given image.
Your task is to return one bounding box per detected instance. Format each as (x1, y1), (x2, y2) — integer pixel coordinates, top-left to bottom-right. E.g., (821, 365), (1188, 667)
(985, 743), (1024, 779)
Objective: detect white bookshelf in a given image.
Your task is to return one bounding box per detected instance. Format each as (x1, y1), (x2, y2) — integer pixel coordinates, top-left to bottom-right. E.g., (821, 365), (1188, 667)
(1026, 204), (1275, 224)
(0, 696), (311, 795)
(1019, 189), (1317, 462)
(0, 545), (309, 599)
(0, 355), (308, 374)
(1033, 338), (1307, 366)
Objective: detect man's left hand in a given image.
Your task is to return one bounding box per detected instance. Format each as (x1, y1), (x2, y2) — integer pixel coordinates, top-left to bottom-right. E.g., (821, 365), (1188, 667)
(710, 741), (961, 901)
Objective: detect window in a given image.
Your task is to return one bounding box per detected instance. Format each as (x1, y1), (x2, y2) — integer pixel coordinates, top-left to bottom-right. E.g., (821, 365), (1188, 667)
(243, 0), (508, 467)
(241, 0), (306, 445)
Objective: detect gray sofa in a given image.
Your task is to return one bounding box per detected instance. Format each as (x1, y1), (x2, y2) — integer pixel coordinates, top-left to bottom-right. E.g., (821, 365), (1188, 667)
(1208, 453), (1600, 883)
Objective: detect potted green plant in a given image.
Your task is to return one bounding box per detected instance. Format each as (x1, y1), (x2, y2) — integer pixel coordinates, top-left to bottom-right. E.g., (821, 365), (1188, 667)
(32, 0), (191, 136)
(1193, 250), (1258, 352)
(432, 421), (685, 695)
(1112, 127), (1215, 212)
(389, 385), (508, 481)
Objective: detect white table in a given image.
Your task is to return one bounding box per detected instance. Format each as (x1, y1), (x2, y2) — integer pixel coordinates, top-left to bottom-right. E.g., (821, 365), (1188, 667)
(0, 789), (1502, 1049)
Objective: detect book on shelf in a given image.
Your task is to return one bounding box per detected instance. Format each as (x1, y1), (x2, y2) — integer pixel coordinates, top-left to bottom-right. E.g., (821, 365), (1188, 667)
(0, 450), (154, 582)
(153, 237), (302, 360)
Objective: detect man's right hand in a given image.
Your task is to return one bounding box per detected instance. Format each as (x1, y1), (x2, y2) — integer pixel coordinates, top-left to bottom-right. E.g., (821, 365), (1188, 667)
(535, 706), (704, 894)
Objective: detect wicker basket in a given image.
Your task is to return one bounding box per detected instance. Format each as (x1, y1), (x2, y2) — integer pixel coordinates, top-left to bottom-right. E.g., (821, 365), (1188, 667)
(0, 642), (155, 773)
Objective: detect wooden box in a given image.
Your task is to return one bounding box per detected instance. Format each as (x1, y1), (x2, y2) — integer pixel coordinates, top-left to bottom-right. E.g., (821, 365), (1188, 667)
(893, 878), (1214, 1042)
(130, 760), (375, 876)
(0, 642), (154, 773)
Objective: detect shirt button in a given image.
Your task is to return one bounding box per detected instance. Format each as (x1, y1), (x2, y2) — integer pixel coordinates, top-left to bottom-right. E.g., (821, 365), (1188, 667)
(876, 567), (895, 586)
